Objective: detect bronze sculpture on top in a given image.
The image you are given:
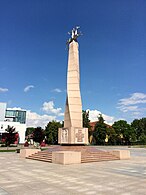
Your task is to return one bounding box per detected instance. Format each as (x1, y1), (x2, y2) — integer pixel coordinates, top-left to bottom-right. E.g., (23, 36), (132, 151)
(67, 26), (82, 44)
(58, 26), (88, 145)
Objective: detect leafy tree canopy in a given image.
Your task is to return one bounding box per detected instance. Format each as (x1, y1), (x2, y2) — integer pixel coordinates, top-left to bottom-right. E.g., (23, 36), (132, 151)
(25, 127), (35, 136)
(98, 114), (105, 124)
(112, 120), (136, 145)
(5, 125), (17, 147)
(45, 121), (63, 145)
(33, 127), (45, 144)
(131, 118), (146, 143)
(93, 114), (107, 145)
(82, 110), (91, 129)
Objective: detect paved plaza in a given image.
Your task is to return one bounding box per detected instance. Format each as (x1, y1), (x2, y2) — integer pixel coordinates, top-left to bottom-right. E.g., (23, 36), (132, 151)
(0, 146), (146, 195)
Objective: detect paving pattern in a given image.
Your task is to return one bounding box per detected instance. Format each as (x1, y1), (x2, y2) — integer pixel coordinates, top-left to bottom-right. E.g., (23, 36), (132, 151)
(0, 146), (146, 195)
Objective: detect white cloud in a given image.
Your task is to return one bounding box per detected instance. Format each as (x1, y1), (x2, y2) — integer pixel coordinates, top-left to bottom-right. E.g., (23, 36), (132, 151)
(42, 101), (64, 116)
(8, 100), (64, 128)
(87, 109), (101, 121)
(26, 110), (56, 128)
(118, 105), (138, 113)
(0, 87), (8, 93)
(87, 109), (115, 125)
(132, 112), (141, 116)
(117, 92), (146, 118)
(52, 88), (62, 93)
(24, 85), (34, 92)
(8, 107), (61, 128)
(118, 93), (146, 106)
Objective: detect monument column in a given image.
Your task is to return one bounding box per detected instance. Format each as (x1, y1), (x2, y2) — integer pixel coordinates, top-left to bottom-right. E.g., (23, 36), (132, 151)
(58, 27), (88, 145)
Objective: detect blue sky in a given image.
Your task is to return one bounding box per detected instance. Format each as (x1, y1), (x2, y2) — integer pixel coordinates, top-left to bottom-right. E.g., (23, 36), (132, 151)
(0, 0), (146, 127)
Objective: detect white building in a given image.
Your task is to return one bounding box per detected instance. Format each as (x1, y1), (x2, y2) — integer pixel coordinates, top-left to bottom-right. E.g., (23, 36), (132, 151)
(0, 103), (26, 144)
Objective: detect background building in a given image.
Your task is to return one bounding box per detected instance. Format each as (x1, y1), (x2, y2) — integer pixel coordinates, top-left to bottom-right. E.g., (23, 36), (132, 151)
(0, 102), (26, 144)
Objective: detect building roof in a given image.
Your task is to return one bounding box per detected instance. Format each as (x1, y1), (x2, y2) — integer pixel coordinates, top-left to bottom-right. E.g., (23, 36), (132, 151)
(89, 121), (112, 131)
(7, 107), (26, 112)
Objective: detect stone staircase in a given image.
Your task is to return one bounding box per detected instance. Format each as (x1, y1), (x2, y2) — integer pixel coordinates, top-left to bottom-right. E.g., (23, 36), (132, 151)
(26, 150), (52, 162)
(81, 151), (119, 163)
(26, 146), (119, 163)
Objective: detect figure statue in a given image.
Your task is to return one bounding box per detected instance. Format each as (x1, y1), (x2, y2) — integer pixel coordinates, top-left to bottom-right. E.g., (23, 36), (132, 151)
(67, 26), (82, 45)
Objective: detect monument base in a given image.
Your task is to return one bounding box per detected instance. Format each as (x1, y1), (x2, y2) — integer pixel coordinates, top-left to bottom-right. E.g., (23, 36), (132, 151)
(109, 150), (130, 160)
(52, 151), (81, 165)
(58, 127), (88, 145)
(20, 149), (41, 158)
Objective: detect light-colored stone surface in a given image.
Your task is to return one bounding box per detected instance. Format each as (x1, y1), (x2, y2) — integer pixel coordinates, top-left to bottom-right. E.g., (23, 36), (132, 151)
(67, 83), (80, 91)
(0, 146), (146, 195)
(64, 41), (82, 129)
(109, 150), (130, 159)
(66, 97), (82, 105)
(68, 104), (82, 112)
(67, 90), (81, 98)
(20, 149), (41, 158)
(69, 112), (82, 120)
(59, 41), (88, 145)
(58, 127), (88, 144)
(52, 151), (81, 165)
(75, 128), (88, 144)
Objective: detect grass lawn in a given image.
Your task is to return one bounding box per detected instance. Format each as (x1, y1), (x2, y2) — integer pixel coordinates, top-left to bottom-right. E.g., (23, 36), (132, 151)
(131, 145), (146, 148)
(0, 149), (16, 152)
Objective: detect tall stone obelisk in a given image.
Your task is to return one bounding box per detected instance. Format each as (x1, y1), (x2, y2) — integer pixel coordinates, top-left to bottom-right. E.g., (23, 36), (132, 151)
(58, 27), (88, 145)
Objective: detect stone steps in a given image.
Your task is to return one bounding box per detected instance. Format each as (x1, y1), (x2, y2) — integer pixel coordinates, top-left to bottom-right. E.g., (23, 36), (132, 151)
(81, 155), (119, 163)
(27, 151), (52, 162)
(81, 151), (119, 163)
(26, 146), (119, 163)
(27, 156), (52, 162)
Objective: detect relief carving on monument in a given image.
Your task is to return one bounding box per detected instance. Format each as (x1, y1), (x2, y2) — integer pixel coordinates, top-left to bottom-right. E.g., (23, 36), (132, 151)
(61, 128), (68, 143)
(75, 129), (84, 143)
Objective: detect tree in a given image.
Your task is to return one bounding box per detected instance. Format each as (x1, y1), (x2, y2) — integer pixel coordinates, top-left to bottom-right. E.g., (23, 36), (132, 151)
(140, 118), (146, 136)
(33, 127), (45, 144)
(45, 121), (63, 145)
(5, 125), (17, 147)
(106, 126), (117, 145)
(82, 110), (92, 142)
(98, 114), (105, 124)
(93, 114), (107, 145)
(139, 133), (146, 144)
(140, 118), (146, 135)
(112, 120), (136, 145)
(131, 119), (141, 141)
(25, 127), (35, 136)
(131, 118), (146, 144)
(82, 110), (91, 129)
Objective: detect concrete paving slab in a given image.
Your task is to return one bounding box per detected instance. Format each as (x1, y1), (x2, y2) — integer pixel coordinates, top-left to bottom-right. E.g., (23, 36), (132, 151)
(0, 187), (9, 195)
(0, 146), (146, 195)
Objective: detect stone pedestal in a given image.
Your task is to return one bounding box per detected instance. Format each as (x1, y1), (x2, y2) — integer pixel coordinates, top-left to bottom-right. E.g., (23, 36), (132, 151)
(20, 149), (41, 158)
(109, 150), (130, 160)
(52, 151), (81, 165)
(58, 127), (88, 145)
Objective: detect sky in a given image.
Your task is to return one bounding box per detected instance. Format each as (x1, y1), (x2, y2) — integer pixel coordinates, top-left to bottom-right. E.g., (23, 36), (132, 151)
(0, 0), (146, 127)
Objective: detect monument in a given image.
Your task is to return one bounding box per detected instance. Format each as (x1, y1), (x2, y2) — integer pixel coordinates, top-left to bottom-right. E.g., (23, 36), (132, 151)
(58, 27), (88, 145)
(25, 27), (130, 164)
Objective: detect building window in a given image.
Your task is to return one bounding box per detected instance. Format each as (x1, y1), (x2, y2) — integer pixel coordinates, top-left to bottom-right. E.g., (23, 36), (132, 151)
(5, 110), (26, 124)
